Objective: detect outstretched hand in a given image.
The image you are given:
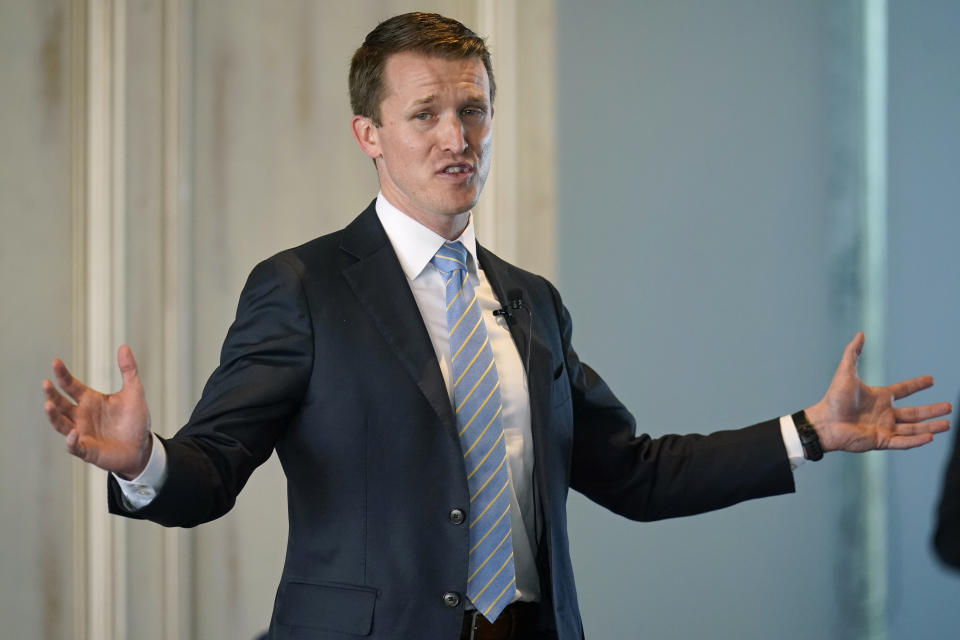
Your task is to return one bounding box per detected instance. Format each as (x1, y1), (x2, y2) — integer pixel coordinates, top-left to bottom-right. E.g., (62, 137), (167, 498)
(42, 345), (152, 479)
(805, 332), (952, 453)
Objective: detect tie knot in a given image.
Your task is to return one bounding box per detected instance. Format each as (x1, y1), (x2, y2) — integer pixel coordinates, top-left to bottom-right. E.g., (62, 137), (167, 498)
(431, 241), (469, 276)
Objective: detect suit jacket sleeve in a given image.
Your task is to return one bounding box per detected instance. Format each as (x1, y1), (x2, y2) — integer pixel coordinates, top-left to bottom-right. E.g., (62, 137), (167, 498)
(934, 400), (960, 569)
(108, 253), (314, 526)
(541, 279), (796, 521)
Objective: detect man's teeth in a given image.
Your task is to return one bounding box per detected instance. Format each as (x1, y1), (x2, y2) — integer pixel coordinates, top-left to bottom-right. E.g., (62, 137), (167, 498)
(443, 166), (467, 174)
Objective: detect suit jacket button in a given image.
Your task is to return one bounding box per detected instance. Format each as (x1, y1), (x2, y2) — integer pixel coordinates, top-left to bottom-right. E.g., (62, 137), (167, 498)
(443, 592), (461, 608)
(449, 508), (466, 525)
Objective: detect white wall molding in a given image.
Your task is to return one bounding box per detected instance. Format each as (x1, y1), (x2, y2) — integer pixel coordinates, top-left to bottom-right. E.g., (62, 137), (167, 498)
(160, 1), (194, 638)
(476, 0), (518, 260)
(72, 0), (128, 637)
(860, 1), (889, 637)
(476, 0), (556, 279)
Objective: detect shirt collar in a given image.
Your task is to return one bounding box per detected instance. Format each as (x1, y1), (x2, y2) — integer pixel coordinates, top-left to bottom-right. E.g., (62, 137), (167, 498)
(375, 192), (479, 280)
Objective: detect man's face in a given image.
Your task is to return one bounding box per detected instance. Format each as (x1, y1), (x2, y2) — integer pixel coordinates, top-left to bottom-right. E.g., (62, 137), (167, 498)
(352, 51), (493, 237)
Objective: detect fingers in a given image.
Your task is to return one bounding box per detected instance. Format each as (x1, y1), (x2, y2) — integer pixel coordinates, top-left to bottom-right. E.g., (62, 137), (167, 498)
(884, 433), (936, 450)
(891, 418), (951, 437)
(116, 345), (141, 390)
(887, 375), (935, 400)
(42, 379), (76, 433)
(42, 377), (75, 412)
(44, 399), (75, 435)
(893, 402), (952, 423)
(51, 358), (86, 401)
(881, 417), (950, 450)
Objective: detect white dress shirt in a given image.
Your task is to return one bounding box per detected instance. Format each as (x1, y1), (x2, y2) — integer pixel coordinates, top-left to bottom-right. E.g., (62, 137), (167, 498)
(373, 194), (541, 604)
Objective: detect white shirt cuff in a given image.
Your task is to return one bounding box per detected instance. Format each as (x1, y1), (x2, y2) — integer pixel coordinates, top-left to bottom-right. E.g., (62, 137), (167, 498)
(779, 414), (806, 470)
(112, 432), (168, 510)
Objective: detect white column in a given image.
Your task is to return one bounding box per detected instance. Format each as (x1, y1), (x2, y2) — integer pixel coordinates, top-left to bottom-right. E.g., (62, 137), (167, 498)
(160, 2), (194, 638)
(75, 0), (128, 638)
(861, 0), (889, 637)
(475, 0), (557, 279)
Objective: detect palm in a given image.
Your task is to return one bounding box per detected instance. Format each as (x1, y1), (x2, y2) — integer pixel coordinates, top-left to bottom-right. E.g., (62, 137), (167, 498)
(43, 345), (151, 478)
(807, 333), (951, 453)
(821, 376), (896, 452)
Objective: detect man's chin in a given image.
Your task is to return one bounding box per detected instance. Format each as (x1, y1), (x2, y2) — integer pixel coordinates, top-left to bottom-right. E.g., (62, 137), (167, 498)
(435, 194), (480, 217)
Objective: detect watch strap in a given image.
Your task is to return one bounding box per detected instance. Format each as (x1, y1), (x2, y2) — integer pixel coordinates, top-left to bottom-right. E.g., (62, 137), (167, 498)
(792, 409), (824, 461)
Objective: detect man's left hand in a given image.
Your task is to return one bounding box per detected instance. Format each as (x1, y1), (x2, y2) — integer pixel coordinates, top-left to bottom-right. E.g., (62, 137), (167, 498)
(804, 332), (952, 453)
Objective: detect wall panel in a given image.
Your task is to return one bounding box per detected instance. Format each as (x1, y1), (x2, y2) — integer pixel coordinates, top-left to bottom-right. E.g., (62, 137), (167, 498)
(556, 1), (858, 638)
(0, 1), (76, 637)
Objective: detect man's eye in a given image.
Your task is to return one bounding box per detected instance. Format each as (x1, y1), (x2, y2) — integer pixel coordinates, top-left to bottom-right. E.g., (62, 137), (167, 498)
(414, 112), (431, 121)
(462, 108), (485, 118)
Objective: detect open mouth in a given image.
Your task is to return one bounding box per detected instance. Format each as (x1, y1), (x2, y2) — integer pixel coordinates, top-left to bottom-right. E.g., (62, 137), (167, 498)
(440, 164), (473, 176)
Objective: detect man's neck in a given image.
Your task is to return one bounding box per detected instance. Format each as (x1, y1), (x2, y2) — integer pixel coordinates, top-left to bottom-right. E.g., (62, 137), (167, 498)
(378, 195), (470, 241)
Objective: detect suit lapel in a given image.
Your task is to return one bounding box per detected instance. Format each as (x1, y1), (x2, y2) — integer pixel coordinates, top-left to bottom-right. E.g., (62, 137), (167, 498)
(339, 204), (456, 435)
(477, 245), (554, 542)
(476, 244), (552, 400)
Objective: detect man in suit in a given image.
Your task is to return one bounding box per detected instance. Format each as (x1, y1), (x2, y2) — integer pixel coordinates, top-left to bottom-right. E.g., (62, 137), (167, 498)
(43, 12), (952, 640)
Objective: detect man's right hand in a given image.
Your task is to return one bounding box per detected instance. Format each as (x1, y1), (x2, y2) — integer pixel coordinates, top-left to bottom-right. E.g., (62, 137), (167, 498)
(42, 345), (152, 480)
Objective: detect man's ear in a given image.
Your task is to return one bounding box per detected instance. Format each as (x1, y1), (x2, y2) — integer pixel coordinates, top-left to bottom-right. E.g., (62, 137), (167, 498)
(351, 115), (381, 159)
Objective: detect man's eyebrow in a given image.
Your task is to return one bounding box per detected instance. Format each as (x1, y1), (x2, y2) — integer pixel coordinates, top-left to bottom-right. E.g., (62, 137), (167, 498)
(463, 93), (489, 105)
(409, 95), (438, 107)
(407, 93), (489, 108)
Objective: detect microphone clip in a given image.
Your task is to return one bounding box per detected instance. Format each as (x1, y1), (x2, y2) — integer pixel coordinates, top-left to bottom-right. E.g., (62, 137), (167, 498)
(493, 290), (525, 321)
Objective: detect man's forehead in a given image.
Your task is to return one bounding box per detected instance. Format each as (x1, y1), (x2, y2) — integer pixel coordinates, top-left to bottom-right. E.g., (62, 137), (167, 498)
(382, 51), (489, 98)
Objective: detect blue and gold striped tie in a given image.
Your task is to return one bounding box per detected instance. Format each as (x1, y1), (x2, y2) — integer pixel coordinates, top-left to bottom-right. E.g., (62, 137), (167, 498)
(431, 241), (515, 622)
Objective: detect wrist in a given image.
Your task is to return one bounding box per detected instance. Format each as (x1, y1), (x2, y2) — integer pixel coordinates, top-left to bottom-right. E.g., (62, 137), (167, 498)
(802, 402), (836, 453)
(117, 433), (153, 481)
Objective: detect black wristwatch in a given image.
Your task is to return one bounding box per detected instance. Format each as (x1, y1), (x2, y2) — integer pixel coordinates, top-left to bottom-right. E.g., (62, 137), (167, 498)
(792, 410), (824, 461)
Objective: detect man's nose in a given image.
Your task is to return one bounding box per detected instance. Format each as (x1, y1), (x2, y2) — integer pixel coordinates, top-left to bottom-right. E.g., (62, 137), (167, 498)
(437, 114), (467, 154)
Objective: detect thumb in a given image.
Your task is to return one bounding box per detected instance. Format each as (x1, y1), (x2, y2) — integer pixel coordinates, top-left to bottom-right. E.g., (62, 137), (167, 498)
(843, 331), (867, 370)
(117, 345), (141, 390)
(839, 332), (865, 376)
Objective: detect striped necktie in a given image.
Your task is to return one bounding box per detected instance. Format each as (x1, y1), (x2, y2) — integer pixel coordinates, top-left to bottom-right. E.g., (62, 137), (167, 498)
(431, 241), (515, 622)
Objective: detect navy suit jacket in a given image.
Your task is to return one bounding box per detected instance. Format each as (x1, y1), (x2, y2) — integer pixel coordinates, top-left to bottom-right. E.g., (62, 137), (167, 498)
(109, 201), (796, 639)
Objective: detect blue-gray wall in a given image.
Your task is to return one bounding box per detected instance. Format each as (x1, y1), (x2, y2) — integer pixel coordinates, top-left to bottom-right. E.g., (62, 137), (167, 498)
(555, 1), (959, 638)
(886, 1), (960, 638)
